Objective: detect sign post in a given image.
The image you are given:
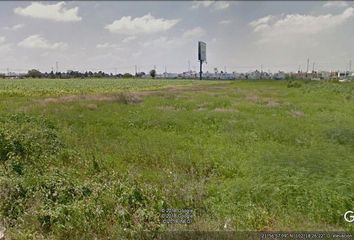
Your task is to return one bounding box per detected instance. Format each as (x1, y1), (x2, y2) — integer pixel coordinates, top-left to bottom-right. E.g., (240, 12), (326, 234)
(198, 41), (206, 80)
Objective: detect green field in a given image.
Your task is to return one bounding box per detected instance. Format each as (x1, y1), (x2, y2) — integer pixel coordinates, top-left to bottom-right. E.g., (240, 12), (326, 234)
(0, 78), (353, 239)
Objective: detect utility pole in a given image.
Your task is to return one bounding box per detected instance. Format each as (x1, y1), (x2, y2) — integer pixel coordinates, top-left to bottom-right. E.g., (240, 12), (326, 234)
(306, 58), (309, 73)
(134, 65), (137, 75)
(312, 62), (315, 72)
(55, 61), (59, 73)
(349, 60), (352, 72)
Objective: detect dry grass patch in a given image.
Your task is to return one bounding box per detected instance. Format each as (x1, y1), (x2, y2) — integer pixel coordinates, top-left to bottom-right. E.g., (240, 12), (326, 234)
(36, 92), (143, 106)
(157, 106), (178, 111)
(246, 94), (260, 103)
(265, 99), (281, 108)
(86, 103), (98, 110)
(194, 107), (207, 112)
(214, 108), (238, 113)
(290, 110), (305, 118)
(114, 92), (143, 104)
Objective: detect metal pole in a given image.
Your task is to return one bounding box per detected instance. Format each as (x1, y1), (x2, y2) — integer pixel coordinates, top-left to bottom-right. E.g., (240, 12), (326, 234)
(349, 60), (352, 72)
(199, 60), (203, 80)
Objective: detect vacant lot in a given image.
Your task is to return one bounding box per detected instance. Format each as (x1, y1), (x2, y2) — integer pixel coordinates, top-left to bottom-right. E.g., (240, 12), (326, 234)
(1, 78), (353, 239)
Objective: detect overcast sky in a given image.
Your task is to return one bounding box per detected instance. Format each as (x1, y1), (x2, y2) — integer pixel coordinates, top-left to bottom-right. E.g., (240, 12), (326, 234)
(1, 1), (354, 74)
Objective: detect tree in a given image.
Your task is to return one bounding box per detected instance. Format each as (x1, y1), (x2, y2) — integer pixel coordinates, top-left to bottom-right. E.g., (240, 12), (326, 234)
(123, 73), (133, 78)
(136, 72), (145, 78)
(49, 71), (55, 79)
(27, 69), (42, 78)
(150, 69), (156, 78)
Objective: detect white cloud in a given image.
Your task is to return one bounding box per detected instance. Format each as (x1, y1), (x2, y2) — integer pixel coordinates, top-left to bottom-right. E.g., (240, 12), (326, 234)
(191, 1), (230, 10)
(0, 37), (12, 52)
(182, 27), (206, 39)
(323, 1), (348, 8)
(87, 53), (124, 62)
(122, 36), (137, 43)
(142, 37), (176, 48)
(141, 26), (205, 50)
(214, 1), (230, 10)
(142, 27), (205, 50)
(96, 43), (114, 49)
(105, 13), (179, 35)
(219, 19), (232, 24)
(96, 42), (125, 51)
(250, 8), (354, 43)
(4, 24), (24, 31)
(14, 2), (81, 22)
(18, 35), (68, 50)
(191, 1), (214, 9)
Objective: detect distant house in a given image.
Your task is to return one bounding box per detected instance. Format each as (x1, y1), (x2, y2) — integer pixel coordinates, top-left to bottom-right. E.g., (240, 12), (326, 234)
(273, 71), (286, 80)
(247, 70), (261, 80)
(182, 71), (198, 79)
(318, 71), (330, 80)
(4, 72), (22, 79)
(337, 71), (351, 80)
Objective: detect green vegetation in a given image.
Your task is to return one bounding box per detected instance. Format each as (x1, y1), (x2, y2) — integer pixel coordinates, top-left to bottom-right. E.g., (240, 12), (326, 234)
(0, 78), (213, 97)
(0, 78), (353, 239)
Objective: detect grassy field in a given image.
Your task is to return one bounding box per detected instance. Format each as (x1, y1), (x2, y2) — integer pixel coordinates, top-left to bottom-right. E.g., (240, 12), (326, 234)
(0, 78), (353, 239)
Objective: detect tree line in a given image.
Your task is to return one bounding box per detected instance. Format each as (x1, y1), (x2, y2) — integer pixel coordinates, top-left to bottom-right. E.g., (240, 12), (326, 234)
(1, 69), (157, 79)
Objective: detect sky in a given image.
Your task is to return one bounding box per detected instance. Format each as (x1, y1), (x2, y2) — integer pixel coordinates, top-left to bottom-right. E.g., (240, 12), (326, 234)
(0, 1), (354, 74)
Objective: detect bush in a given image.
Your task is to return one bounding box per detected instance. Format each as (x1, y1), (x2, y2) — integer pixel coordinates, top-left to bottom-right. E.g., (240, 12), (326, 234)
(287, 80), (302, 88)
(0, 113), (168, 239)
(325, 128), (354, 145)
(0, 114), (62, 168)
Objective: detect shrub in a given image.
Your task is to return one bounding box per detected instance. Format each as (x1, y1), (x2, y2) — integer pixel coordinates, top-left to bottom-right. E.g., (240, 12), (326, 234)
(0, 113), (168, 239)
(287, 80), (302, 88)
(0, 114), (62, 168)
(325, 128), (354, 145)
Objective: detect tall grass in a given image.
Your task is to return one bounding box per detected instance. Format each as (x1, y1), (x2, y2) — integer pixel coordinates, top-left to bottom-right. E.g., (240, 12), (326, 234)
(0, 79), (353, 238)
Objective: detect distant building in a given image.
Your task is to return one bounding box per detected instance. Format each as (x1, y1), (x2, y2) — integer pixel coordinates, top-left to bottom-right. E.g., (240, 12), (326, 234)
(247, 70), (261, 80)
(4, 72), (23, 79)
(318, 71), (331, 80)
(337, 71), (351, 79)
(273, 71), (286, 80)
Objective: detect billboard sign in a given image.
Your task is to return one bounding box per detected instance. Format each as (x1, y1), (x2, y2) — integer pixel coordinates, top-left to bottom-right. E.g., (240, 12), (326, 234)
(198, 41), (206, 61)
